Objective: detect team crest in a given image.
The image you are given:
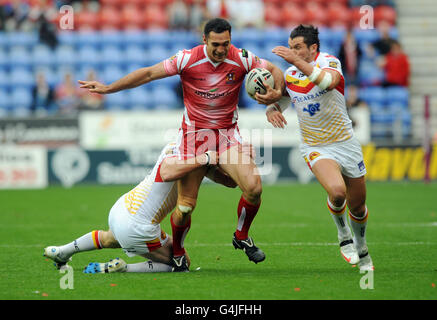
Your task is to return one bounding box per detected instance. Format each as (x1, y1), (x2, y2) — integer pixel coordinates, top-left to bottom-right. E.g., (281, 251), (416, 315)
(329, 61), (338, 68)
(309, 152), (320, 161)
(226, 72), (236, 84)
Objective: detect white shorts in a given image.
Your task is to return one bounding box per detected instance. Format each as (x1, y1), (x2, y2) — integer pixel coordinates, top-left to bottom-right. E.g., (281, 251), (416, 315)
(300, 137), (366, 178)
(108, 195), (169, 257)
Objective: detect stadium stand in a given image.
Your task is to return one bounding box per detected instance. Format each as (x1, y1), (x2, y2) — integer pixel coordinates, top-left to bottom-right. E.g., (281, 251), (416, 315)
(0, 0), (415, 141)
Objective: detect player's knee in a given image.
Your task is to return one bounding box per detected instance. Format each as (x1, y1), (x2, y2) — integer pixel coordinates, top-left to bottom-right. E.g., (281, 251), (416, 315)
(349, 202), (366, 217)
(244, 176), (262, 201)
(175, 196), (197, 218)
(329, 185), (346, 206)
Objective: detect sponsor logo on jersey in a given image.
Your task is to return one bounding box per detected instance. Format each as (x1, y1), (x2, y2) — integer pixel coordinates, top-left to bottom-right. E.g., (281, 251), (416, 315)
(293, 90), (328, 103)
(329, 61), (338, 68)
(303, 103), (321, 116)
(194, 90), (232, 99)
(358, 160), (366, 172)
(309, 152), (320, 161)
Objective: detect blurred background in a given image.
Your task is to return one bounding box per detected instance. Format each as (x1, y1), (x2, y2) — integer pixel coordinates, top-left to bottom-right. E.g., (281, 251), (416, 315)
(0, 0), (436, 188)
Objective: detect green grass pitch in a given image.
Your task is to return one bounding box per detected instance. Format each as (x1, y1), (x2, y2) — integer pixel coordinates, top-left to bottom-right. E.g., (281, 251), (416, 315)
(0, 182), (436, 300)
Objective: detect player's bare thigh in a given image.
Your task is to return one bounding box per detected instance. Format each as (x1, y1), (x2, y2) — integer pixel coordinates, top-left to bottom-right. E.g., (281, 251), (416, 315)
(218, 144), (262, 204)
(100, 230), (121, 248)
(177, 166), (207, 200)
(311, 158), (347, 205)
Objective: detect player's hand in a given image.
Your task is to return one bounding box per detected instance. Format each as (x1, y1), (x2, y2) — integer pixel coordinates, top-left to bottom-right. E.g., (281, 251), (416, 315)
(266, 106), (287, 128)
(272, 46), (298, 64)
(254, 82), (282, 106)
(239, 142), (256, 160)
(78, 80), (109, 94)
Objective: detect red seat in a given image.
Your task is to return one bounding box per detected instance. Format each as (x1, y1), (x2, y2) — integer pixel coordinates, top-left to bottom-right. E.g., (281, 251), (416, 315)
(100, 0), (123, 8)
(98, 6), (122, 30)
(327, 3), (351, 28)
(375, 5), (397, 26)
(143, 5), (168, 29)
(304, 3), (328, 27)
(121, 5), (145, 30)
(264, 3), (282, 27)
(76, 11), (99, 30)
(281, 4), (306, 28)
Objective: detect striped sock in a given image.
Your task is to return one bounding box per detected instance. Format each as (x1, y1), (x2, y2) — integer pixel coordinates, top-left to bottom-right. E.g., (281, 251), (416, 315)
(348, 208), (369, 254)
(327, 198), (352, 241)
(59, 230), (102, 259)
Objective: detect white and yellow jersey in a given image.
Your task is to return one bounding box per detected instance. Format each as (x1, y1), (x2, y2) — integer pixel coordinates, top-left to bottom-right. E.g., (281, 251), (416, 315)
(284, 52), (353, 146)
(123, 143), (178, 225)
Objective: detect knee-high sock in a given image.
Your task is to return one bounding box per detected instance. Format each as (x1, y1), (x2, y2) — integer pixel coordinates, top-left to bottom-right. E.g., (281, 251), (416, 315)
(171, 213), (191, 257)
(349, 207), (369, 253)
(59, 230), (102, 259)
(235, 196), (260, 240)
(126, 261), (172, 273)
(327, 198), (352, 241)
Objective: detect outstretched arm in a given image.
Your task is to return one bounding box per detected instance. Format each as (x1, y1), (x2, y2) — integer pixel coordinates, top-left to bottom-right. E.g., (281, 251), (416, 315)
(78, 62), (170, 94)
(160, 151), (218, 182)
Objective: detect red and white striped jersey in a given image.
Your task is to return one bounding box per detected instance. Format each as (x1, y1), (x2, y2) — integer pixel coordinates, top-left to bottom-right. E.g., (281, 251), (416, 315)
(164, 44), (267, 129)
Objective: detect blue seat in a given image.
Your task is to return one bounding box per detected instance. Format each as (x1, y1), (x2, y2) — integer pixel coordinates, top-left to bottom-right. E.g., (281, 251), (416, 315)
(0, 69), (9, 90)
(77, 46), (101, 69)
(121, 31), (146, 48)
(125, 45), (148, 66)
(358, 62), (384, 86)
(360, 86), (386, 105)
(146, 45), (171, 65)
(10, 87), (32, 111)
(104, 91), (128, 110)
(101, 46), (124, 66)
(34, 67), (58, 87)
(0, 48), (8, 68)
(239, 42), (263, 57)
(145, 30), (172, 47)
(9, 46), (32, 68)
(385, 86), (409, 106)
(58, 31), (77, 47)
(0, 89), (10, 115)
(127, 88), (151, 109)
(102, 66), (124, 84)
(262, 28), (289, 46)
(7, 32), (38, 49)
(32, 45), (55, 67)
(353, 28), (380, 44)
(75, 31), (100, 49)
(55, 45), (76, 67)
(99, 31), (124, 48)
(329, 28), (347, 48)
(150, 85), (179, 109)
(10, 68), (34, 89)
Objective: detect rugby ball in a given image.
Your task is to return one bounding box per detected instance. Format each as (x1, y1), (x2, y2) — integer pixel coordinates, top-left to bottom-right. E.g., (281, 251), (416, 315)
(245, 68), (274, 99)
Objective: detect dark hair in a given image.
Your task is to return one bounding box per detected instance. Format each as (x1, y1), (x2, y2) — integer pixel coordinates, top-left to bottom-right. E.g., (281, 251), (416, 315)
(290, 24), (320, 52)
(204, 18), (232, 37)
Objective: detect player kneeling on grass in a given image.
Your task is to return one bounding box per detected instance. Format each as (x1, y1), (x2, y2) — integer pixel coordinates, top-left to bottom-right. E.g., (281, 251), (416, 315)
(44, 142), (244, 273)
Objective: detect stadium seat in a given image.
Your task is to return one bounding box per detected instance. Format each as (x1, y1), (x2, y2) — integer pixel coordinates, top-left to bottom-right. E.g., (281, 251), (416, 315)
(76, 10), (99, 31)
(77, 46), (101, 69)
(104, 91), (128, 110)
(125, 45), (148, 66)
(100, 0), (123, 8)
(143, 5), (168, 30)
(264, 3), (282, 27)
(101, 46), (124, 66)
(121, 31), (146, 48)
(75, 31), (101, 49)
(121, 5), (145, 30)
(10, 68), (34, 89)
(127, 88), (152, 110)
(304, 3), (328, 27)
(150, 85), (179, 109)
(375, 5), (397, 26)
(9, 46), (32, 68)
(0, 68), (9, 90)
(327, 4), (351, 28)
(146, 45), (171, 65)
(280, 4), (306, 28)
(385, 86), (409, 106)
(102, 66), (124, 84)
(353, 28), (380, 44)
(32, 45), (55, 67)
(58, 31), (77, 47)
(98, 6), (122, 30)
(358, 61), (384, 86)
(10, 88), (33, 114)
(360, 86), (386, 105)
(6, 32), (38, 49)
(99, 31), (124, 48)
(0, 49), (8, 69)
(0, 89), (9, 117)
(55, 45), (77, 67)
